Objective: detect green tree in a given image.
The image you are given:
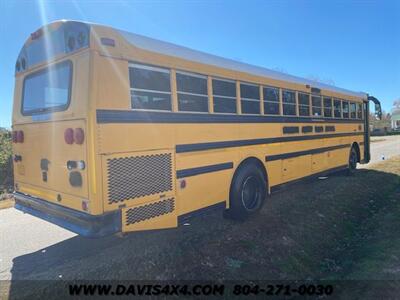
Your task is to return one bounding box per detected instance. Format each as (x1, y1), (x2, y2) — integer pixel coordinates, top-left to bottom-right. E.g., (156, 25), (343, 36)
(369, 110), (391, 130)
(0, 128), (13, 193)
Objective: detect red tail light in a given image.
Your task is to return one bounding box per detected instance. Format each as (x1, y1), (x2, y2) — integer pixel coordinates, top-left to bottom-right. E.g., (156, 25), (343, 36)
(64, 128), (74, 144)
(74, 128), (84, 144)
(16, 131), (24, 143)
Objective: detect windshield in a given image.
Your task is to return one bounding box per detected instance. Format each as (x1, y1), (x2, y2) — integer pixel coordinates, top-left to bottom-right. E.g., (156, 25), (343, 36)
(22, 60), (72, 115)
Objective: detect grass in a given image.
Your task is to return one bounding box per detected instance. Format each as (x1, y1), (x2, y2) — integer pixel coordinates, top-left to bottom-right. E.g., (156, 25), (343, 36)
(4, 157), (400, 299)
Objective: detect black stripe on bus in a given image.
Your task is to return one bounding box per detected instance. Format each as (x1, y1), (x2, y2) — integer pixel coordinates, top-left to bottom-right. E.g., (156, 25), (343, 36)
(176, 132), (363, 153)
(283, 126), (299, 134)
(265, 144), (350, 162)
(96, 110), (364, 124)
(176, 162), (233, 179)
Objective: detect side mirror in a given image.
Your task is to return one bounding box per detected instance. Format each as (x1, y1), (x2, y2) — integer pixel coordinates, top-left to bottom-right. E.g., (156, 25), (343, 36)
(375, 103), (382, 120)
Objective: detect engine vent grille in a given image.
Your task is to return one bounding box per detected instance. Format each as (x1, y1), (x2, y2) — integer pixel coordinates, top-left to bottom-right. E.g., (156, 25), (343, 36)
(125, 198), (175, 225)
(107, 153), (173, 204)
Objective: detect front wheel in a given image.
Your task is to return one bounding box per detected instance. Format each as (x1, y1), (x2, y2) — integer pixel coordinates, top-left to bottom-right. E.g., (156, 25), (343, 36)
(226, 163), (267, 220)
(347, 146), (358, 175)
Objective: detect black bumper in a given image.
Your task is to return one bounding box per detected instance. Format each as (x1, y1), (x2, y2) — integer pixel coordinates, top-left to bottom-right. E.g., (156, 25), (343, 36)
(14, 192), (121, 238)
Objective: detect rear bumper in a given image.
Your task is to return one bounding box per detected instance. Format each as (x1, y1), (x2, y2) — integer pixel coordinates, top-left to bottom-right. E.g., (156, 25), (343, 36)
(14, 192), (121, 238)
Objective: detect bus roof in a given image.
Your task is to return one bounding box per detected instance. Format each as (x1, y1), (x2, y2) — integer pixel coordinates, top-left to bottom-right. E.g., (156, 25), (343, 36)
(24, 20), (367, 99)
(116, 28), (367, 99)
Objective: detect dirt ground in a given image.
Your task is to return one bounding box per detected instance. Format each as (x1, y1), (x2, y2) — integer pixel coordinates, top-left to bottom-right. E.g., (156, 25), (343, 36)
(2, 156), (400, 299)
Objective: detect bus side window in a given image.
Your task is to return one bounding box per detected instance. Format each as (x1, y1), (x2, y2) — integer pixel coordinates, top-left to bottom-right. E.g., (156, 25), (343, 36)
(323, 97), (332, 117)
(129, 64), (172, 111)
(298, 93), (310, 116)
(240, 83), (260, 114)
(212, 78), (237, 114)
(342, 101), (349, 118)
(176, 72), (208, 113)
(350, 102), (357, 119)
(282, 90), (296, 116)
(333, 99), (342, 118)
(357, 102), (363, 119)
(312, 96), (322, 117)
(263, 87), (280, 115)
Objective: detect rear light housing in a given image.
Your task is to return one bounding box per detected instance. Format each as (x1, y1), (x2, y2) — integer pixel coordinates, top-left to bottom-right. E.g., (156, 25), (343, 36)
(31, 28), (43, 40)
(64, 128), (74, 144)
(17, 131), (24, 143)
(74, 128), (84, 144)
(12, 131), (24, 143)
(64, 128), (84, 145)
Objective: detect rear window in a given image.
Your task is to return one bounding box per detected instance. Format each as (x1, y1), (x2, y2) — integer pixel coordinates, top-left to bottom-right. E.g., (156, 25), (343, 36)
(22, 61), (72, 115)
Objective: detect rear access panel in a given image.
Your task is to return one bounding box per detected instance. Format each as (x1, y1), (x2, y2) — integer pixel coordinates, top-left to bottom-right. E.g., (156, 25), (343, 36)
(102, 149), (176, 212)
(122, 197), (177, 232)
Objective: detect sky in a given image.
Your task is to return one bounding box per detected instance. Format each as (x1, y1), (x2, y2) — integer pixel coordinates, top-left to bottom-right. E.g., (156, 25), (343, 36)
(0, 0), (399, 128)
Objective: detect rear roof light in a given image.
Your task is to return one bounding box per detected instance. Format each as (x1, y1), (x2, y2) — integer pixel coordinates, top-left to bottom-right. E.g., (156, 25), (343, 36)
(31, 28), (43, 40)
(100, 37), (115, 47)
(64, 128), (74, 144)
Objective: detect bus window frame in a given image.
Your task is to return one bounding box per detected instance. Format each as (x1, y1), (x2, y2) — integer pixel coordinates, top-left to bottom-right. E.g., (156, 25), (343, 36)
(323, 96), (333, 118)
(311, 95), (323, 117)
(342, 100), (350, 119)
(282, 88), (297, 116)
(129, 63), (173, 112)
(176, 70), (209, 114)
(126, 62), (366, 120)
(263, 85), (281, 116)
(240, 81), (261, 115)
(212, 77), (237, 115)
(21, 60), (73, 116)
(333, 98), (342, 118)
(298, 92), (311, 117)
(357, 102), (363, 119)
(350, 101), (357, 119)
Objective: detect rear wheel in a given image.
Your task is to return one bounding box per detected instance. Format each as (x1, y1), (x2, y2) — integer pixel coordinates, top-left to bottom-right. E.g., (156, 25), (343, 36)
(226, 163), (267, 220)
(348, 146), (358, 175)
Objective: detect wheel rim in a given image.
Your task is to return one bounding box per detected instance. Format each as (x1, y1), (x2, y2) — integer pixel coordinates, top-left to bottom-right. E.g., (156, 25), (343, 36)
(349, 149), (357, 169)
(241, 176), (261, 211)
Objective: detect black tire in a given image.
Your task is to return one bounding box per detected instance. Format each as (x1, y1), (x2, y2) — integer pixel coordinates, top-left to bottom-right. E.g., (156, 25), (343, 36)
(347, 146), (358, 175)
(226, 163), (267, 220)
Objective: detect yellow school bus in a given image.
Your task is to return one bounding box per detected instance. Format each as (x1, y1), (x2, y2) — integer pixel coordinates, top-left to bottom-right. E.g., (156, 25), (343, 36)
(12, 20), (382, 237)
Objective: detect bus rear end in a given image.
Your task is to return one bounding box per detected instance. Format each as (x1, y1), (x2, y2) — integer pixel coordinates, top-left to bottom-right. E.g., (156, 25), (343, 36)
(13, 21), (120, 237)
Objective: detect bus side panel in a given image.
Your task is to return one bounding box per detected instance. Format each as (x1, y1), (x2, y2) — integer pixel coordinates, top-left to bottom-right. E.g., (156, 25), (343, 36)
(101, 149), (176, 211)
(176, 150), (238, 215)
(121, 197), (177, 232)
(101, 149), (177, 232)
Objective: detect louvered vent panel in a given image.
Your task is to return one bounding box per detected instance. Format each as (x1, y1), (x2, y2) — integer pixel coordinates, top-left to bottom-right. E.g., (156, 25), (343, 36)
(125, 198), (175, 225)
(107, 153), (172, 204)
